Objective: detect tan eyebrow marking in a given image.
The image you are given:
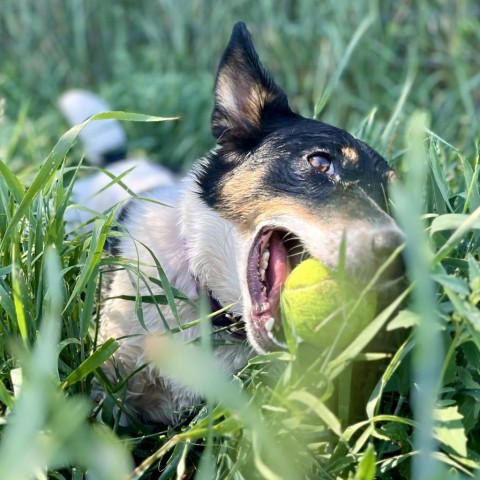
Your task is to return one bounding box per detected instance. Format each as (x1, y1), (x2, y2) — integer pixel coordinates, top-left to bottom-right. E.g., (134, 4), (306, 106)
(341, 146), (360, 165)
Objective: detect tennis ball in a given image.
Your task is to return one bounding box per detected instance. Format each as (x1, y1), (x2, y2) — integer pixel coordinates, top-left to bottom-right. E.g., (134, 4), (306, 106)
(281, 259), (377, 352)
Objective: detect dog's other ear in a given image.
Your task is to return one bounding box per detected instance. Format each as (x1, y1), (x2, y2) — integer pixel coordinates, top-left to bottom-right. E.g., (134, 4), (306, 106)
(212, 22), (293, 146)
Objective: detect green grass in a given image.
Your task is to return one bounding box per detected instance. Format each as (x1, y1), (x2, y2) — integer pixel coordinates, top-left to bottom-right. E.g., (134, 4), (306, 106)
(1, 1), (480, 479)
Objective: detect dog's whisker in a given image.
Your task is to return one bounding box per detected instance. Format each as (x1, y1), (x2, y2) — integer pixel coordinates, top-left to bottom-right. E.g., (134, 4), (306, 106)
(281, 231), (298, 243)
(287, 252), (304, 260)
(287, 245), (308, 256)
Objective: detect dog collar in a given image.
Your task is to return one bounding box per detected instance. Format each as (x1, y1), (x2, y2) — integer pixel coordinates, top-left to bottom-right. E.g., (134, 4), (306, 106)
(194, 281), (246, 340)
(207, 292), (246, 340)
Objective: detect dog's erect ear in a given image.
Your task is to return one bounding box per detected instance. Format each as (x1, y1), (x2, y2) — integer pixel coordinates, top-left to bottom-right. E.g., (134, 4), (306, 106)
(212, 22), (293, 145)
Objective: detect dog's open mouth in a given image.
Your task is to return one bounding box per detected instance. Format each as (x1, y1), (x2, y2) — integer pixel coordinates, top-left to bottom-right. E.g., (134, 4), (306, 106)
(246, 226), (406, 351)
(247, 226), (308, 350)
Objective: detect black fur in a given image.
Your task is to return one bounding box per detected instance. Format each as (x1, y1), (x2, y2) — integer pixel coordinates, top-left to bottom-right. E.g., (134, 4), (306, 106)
(211, 22), (295, 146)
(105, 200), (133, 257)
(198, 22), (393, 213)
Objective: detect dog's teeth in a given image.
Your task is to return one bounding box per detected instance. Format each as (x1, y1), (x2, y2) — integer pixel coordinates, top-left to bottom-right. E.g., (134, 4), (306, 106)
(265, 317), (275, 332)
(260, 250), (270, 270)
(267, 331), (288, 349)
(259, 268), (266, 282)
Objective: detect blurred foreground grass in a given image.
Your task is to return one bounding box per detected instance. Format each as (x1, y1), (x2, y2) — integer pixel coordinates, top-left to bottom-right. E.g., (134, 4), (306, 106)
(1, 1), (480, 479)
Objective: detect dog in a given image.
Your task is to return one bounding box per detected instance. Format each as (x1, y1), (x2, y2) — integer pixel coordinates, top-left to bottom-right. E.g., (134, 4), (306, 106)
(62, 22), (405, 425)
(59, 90), (178, 231)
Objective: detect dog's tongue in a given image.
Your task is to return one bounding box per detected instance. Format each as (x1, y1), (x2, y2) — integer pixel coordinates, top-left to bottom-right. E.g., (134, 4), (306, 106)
(267, 232), (289, 315)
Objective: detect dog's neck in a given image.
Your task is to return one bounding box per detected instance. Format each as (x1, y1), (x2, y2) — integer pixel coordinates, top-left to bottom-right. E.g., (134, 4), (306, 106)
(179, 176), (245, 323)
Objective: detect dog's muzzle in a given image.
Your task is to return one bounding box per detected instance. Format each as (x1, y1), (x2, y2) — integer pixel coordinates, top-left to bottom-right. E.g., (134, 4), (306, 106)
(244, 225), (406, 352)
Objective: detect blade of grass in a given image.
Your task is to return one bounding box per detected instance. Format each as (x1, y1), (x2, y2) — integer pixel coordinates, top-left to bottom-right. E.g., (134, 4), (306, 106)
(11, 242), (29, 343)
(391, 111), (443, 479)
(381, 56), (416, 147)
(288, 390), (342, 437)
(1, 111), (177, 250)
(433, 207), (480, 263)
(64, 217), (112, 311)
(327, 285), (411, 379)
(314, 14), (375, 117)
(0, 160), (25, 204)
(144, 335), (303, 480)
(60, 338), (120, 388)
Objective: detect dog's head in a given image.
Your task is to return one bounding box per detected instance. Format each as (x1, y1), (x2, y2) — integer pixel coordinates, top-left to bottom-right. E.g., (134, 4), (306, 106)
(189, 22), (404, 353)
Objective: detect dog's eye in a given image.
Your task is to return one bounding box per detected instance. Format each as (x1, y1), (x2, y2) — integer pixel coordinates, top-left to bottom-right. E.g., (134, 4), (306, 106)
(308, 153), (334, 175)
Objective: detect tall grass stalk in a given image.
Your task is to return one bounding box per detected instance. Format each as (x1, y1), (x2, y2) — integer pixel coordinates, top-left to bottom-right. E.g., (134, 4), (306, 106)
(392, 113), (443, 479)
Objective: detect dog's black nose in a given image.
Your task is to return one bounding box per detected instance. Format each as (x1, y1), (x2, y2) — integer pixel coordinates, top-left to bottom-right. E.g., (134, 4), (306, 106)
(372, 230), (405, 280)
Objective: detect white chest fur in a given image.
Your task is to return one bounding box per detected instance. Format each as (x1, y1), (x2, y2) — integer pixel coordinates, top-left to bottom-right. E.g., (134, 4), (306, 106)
(97, 177), (250, 424)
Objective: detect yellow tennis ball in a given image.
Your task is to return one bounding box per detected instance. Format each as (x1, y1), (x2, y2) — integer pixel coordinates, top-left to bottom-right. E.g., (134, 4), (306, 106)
(281, 259), (377, 352)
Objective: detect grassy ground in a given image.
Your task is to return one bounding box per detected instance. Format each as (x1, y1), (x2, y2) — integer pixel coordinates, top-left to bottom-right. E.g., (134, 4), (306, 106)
(0, 1), (479, 479)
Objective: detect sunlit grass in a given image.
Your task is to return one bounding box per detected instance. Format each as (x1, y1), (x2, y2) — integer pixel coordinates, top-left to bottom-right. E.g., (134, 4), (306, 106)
(1, 1), (480, 479)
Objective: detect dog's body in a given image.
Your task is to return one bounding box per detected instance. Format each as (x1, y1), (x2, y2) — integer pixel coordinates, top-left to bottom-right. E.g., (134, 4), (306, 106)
(65, 23), (404, 425)
(98, 177), (252, 424)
